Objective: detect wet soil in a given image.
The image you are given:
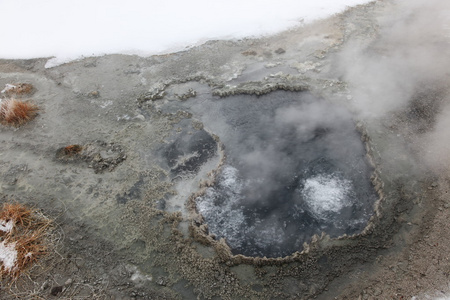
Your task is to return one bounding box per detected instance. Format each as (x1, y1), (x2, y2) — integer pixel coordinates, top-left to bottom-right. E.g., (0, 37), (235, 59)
(0, 1), (449, 299)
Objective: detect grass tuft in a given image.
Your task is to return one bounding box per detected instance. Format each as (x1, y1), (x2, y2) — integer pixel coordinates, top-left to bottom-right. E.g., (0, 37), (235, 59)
(0, 203), (52, 280)
(63, 144), (83, 156)
(0, 99), (39, 127)
(0, 203), (32, 229)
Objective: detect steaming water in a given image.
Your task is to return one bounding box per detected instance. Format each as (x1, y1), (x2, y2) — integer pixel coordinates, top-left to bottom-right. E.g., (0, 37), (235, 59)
(197, 162), (372, 257)
(195, 92), (378, 257)
(197, 166), (247, 249)
(302, 174), (353, 219)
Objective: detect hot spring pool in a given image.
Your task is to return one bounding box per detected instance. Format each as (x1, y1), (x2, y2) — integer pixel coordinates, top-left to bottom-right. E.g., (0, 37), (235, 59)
(194, 92), (378, 257)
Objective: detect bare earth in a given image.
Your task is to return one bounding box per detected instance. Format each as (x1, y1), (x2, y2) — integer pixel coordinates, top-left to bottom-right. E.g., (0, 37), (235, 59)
(0, 1), (449, 299)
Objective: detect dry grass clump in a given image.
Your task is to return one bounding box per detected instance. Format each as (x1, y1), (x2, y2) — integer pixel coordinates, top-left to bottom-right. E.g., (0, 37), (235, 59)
(1, 83), (34, 96)
(0, 98), (39, 127)
(0, 203), (52, 280)
(63, 144), (83, 156)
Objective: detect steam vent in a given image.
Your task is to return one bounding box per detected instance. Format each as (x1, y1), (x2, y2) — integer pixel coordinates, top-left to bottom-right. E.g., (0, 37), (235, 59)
(194, 91), (378, 257)
(1, 1), (449, 298)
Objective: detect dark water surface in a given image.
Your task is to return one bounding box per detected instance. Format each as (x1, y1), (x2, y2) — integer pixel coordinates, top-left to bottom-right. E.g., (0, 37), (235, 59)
(194, 92), (377, 257)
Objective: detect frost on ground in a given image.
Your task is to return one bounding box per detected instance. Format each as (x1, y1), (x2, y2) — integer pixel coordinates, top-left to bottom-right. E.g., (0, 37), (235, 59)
(0, 219), (14, 233)
(1, 84), (16, 94)
(0, 241), (17, 272)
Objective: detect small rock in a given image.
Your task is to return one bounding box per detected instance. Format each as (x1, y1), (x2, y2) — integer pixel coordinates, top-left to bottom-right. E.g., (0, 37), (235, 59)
(88, 91), (100, 98)
(241, 50), (257, 56)
(314, 50), (326, 58)
(50, 286), (63, 296)
(84, 61), (97, 68)
(134, 114), (145, 121)
(275, 48), (286, 54)
(156, 276), (168, 286)
(41, 280), (50, 290)
(269, 71), (283, 78)
(264, 63), (278, 68)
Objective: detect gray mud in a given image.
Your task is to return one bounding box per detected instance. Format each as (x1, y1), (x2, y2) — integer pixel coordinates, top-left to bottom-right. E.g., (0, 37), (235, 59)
(0, 1), (449, 299)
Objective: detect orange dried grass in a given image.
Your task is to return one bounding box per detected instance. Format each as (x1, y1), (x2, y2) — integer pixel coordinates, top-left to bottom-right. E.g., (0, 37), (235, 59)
(7, 228), (49, 278)
(0, 203), (33, 230)
(64, 144), (83, 156)
(0, 98), (39, 126)
(0, 203), (51, 280)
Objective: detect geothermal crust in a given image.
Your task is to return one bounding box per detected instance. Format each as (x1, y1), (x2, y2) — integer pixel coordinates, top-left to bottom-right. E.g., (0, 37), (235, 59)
(0, 1), (449, 299)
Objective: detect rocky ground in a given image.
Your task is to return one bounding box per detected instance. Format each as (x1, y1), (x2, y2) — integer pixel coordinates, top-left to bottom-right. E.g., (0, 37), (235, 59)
(0, 0), (449, 299)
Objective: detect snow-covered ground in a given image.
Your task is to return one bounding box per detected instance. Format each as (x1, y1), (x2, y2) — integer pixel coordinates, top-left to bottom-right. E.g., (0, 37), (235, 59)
(0, 0), (372, 65)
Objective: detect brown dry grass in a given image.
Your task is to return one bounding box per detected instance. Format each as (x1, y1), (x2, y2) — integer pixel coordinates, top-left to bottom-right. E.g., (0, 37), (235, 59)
(0, 203), (52, 281)
(63, 144), (83, 156)
(0, 203), (32, 228)
(0, 99), (39, 127)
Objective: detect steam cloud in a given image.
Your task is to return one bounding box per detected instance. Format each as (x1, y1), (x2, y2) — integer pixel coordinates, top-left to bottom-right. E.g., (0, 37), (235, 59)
(338, 0), (450, 171)
(197, 0), (450, 257)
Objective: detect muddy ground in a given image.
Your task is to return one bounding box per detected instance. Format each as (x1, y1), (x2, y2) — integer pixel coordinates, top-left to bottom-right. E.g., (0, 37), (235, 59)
(0, 1), (449, 299)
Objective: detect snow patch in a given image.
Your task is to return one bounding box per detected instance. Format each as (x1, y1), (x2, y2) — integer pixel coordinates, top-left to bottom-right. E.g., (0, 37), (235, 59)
(0, 241), (17, 271)
(0, 219), (14, 233)
(1, 84), (16, 94)
(0, 0), (373, 66)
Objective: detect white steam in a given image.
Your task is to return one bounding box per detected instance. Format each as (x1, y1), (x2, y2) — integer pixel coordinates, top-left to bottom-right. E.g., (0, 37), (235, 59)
(340, 0), (450, 119)
(339, 0), (450, 172)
